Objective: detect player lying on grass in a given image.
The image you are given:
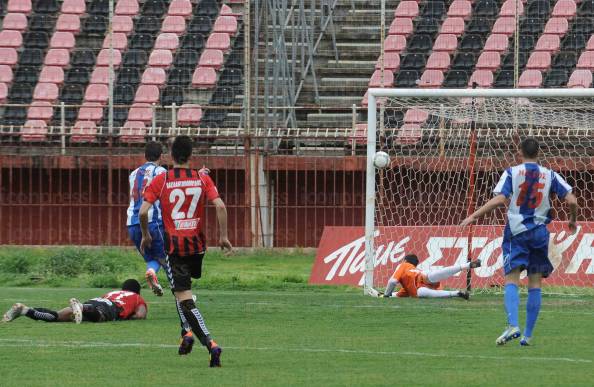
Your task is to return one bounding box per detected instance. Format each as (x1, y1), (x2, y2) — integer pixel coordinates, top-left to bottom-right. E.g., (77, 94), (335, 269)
(381, 254), (481, 299)
(2, 279), (147, 324)
(460, 138), (578, 346)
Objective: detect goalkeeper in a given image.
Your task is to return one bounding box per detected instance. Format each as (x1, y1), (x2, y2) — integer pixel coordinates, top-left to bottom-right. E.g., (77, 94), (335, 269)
(381, 254), (481, 299)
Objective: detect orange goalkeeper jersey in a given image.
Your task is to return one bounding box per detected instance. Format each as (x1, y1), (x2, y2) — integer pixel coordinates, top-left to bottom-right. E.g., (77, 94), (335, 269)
(391, 262), (439, 297)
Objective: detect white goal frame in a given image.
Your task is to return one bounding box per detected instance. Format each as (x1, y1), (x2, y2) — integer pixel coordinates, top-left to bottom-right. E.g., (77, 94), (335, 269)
(364, 88), (594, 296)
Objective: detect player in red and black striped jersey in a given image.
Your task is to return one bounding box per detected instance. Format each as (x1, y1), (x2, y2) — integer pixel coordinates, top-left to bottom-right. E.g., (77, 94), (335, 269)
(139, 135), (232, 368)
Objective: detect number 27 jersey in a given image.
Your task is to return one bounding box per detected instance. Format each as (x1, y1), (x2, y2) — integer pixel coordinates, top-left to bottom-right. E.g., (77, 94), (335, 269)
(144, 168), (220, 256)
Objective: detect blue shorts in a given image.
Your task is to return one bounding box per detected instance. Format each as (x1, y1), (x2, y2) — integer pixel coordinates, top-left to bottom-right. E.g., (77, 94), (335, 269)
(128, 223), (166, 262)
(502, 225), (553, 277)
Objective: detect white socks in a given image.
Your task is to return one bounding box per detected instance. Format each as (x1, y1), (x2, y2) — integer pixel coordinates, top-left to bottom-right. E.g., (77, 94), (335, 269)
(426, 263), (469, 283)
(417, 287), (459, 298)
(384, 278), (398, 297)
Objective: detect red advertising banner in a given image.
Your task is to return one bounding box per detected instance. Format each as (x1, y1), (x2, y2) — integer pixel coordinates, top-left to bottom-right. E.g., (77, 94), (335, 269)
(310, 223), (594, 289)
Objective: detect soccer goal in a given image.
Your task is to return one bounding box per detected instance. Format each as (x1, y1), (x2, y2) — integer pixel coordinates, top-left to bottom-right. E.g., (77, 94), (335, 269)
(364, 88), (594, 296)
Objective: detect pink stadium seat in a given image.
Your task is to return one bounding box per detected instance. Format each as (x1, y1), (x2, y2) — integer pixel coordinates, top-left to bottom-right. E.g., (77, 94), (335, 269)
(534, 34), (560, 52)
(113, 16), (134, 34)
(96, 49), (122, 67)
(33, 83), (59, 102)
(141, 67), (166, 86)
(161, 16), (186, 35)
(50, 32), (76, 50)
(120, 121), (147, 143)
(0, 65), (14, 83)
(56, 14), (81, 33)
(375, 52), (400, 70)
(492, 17), (516, 36)
(220, 4), (242, 18)
(389, 18), (413, 37)
(433, 34), (457, 52)
(115, 0), (139, 16)
(500, 0), (524, 17)
(177, 104), (202, 126)
(476, 51), (500, 70)
(567, 69), (592, 88)
(469, 70), (494, 88)
(62, 0), (85, 14)
(71, 121), (97, 143)
(90, 67), (110, 84)
(577, 51), (594, 69)
(77, 103), (104, 122)
(518, 70), (543, 88)
(21, 120), (48, 142)
(385, 35), (406, 52)
(0, 30), (22, 49)
(368, 69), (394, 87)
(134, 85), (160, 103)
(27, 102), (53, 122)
(587, 36), (594, 51)
(404, 109), (428, 124)
(192, 67), (217, 88)
(103, 33), (129, 50)
(418, 70), (444, 88)
(484, 34), (509, 53)
(394, 1), (418, 18)
(526, 51), (551, 70)
(45, 49), (70, 67)
(7, 0), (32, 14)
(127, 103), (153, 123)
(198, 49), (224, 69)
(2, 13), (28, 32)
(39, 66), (64, 84)
(148, 49), (173, 68)
(84, 84), (108, 103)
(441, 17), (465, 36)
(425, 52), (450, 70)
(448, 0), (472, 19)
(552, 0), (577, 19)
(154, 33), (180, 51)
(544, 17), (569, 36)
(206, 33), (231, 51)
(0, 83), (7, 103)
(168, 0), (192, 17)
(214, 16), (238, 35)
(0, 48), (18, 66)
(396, 124), (422, 146)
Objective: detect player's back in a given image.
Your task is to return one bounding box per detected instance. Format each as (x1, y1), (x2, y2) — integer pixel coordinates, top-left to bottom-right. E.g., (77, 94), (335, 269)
(103, 290), (146, 319)
(126, 162), (166, 226)
(392, 262), (423, 296)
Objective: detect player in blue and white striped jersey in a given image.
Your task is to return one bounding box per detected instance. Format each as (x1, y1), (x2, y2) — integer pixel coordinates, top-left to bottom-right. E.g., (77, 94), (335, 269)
(461, 138), (578, 346)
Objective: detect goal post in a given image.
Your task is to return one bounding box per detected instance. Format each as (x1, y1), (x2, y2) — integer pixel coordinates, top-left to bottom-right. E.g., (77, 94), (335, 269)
(364, 88), (594, 296)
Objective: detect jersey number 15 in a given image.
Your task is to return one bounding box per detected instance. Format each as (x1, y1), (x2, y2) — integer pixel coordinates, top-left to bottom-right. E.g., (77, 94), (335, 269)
(516, 181), (544, 209)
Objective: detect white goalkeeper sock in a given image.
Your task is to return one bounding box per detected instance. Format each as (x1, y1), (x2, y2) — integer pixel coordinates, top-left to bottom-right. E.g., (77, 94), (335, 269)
(426, 263), (468, 283)
(384, 278), (398, 296)
(417, 287), (459, 298)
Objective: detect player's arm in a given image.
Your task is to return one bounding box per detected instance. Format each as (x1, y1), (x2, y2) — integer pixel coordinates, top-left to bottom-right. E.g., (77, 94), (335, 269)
(212, 197), (233, 252)
(460, 194), (508, 227)
(130, 304), (147, 320)
(139, 201), (153, 254)
(564, 192), (578, 234)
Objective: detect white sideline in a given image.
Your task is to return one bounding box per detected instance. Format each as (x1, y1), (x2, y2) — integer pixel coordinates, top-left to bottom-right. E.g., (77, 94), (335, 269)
(0, 338), (590, 364)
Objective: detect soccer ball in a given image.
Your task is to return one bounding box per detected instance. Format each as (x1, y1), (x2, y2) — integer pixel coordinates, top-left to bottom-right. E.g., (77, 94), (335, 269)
(373, 151), (390, 169)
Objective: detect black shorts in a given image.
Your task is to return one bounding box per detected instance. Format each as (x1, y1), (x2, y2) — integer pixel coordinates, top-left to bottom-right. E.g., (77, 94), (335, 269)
(165, 253), (205, 292)
(82, 298), (121, 322)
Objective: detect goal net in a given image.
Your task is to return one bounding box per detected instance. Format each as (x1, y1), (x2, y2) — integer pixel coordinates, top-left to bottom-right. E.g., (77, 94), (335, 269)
(364, 88), (594, 296)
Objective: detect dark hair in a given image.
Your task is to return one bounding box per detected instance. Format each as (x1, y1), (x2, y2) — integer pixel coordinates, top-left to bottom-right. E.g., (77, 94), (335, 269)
(171, 135), (193, 164)
(122, 279), (141, 294)
(404, 254), (419, 267)
(145, 141), (162, 162)
(520, 138), (539, 159)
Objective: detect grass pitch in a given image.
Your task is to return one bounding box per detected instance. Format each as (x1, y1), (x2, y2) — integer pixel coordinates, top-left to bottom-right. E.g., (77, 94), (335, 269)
(1, 287), (593, 386)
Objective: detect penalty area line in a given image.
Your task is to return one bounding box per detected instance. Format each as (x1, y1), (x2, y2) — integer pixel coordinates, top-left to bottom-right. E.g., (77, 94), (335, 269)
(0, 338), (590, 364)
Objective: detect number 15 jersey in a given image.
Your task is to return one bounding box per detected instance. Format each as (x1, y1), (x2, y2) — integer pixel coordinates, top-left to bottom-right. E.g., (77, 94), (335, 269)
(493, 162), (572, 236)
(144, 168), (220, 256)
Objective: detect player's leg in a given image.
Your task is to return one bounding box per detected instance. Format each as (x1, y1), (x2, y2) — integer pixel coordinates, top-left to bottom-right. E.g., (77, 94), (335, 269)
(417, 287), (468, 299)
(521, 273), (543, 346)
(3, 303), (61, 323)
(425, 260), (481, 284)
(128, 223), (164, 296)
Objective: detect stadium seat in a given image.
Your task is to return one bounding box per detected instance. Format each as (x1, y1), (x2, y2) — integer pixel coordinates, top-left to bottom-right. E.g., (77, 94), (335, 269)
(71, 121), (98, 142)
(552, 0), (576, 19)
(577, 51), (594, 69)
(198, 49), (224, 69)
(426, 52), (450, 70)
(586, 35), (594, 51)
(578, 0), (594, 17)
(90, 66), (109, 84)
(89, 0), (109, 15)
(142, 0), (166, 16)
(187, 16), (213, 35)
(3, 13), (28, 32)
(33, 82), (59, 101)
(543, 69), (569, 88)
(154, 33), (180, 51)
(120, 121), (147, 143)
(0, 31), (22, 49)
(134, 84), (159, 103)
(113, 15), (134, 34)
(191, 66), (216, 88)
(117, 67), (140, 84)
(123, 50), (148, 67)
(206, 33), (231, 51)
(544, 17), (569, 36)
(62, 0), (86, 14)
(535, 34), (560, 52)
(520, 17), (544, 35)
(500, 0), (524, 17)
(136, 16), (160, 34)
(83, 15), (107, 35)
(114, 84), (135, 104)
(469, 70), (494, 88)
(484, 34), (509, 53)
(96, 49), (122, 67)
(65, 68), (89, 84)
(567, 69), (593, 87)
(210, 86), (234, 105)
(44, 49), (70, 67)
(21, 120), (48, 141)
(443, 70), (468, 88)
(459, 34), (483, 52)
(141, 67), (166, 86)
(84, 84), (108, 103)
(421, 1), (446, 18)
(162, 16), (186, 35)
(220, 4), (240, 17)
(407, 34), (432, 52)
(18, 48), (42, 66)
(35, 0), (58, 13)
(440, 17), (465, 36)
(0, 65), (14, 83)
(169, 0), (192, 17)
(447, 0), (472, 19)
(552, 52), (577, 69)
(375, 52), (400, 70)
(56, 14), (81, 33)
(60, 84), (84, 103)
(451, 52), (475, 70)
(518, 70), (542, 87)
(433, 34), (457, 52)
(39, 66), (64, 84)
(167, 67), (191, 85)
(24, 31), (49, 49)
(561, 34), (587, 51)
(50, 32), (76, 50)
(573, 19), (594, 35)
(27, 101), (53, 121)
(148, 50), (173, 68)
(404, 109), (428, 124)
(177, 104), (202, 126)
(195, 0), (218, 18)
(368, 70), (394, 87)
(7, 0), (32, 14)
(0, 83), (9, 103)
(115, 0), (138, 16)
(213, 16), (238, 35)
(102, 33), (128, 51)
(474, 0), (499, 17)
(400, 53), (426, 70)
(518, 35), (535, 52)
(129, 34), (154, 50)
(389, 18), (413, 37)
(385, 35), (407, 52)
(466, 17), (492, 35)
(160, 85), (184, 105)
(476, 51), (500, 70)
(418, 70), (444, 88)
(492, 17), (516, 36)
(219, 67), (242, 87)
(394, 1), (419, 18)
(77, 103), (103, 122)
(526, 51), (551, 70)
(127, 103), (153, 122)
(395, 70), (419, 87)
(526, 0), (550, 18)
(395, 124), (422, 145)
(181, 33), (205, 51)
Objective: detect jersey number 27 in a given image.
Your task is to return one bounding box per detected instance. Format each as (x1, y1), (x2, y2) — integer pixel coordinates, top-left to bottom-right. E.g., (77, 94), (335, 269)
(170, 187), (202, 219)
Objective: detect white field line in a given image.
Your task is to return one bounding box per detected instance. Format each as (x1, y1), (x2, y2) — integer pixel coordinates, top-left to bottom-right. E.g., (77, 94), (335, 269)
(0, 338), (590, 364)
